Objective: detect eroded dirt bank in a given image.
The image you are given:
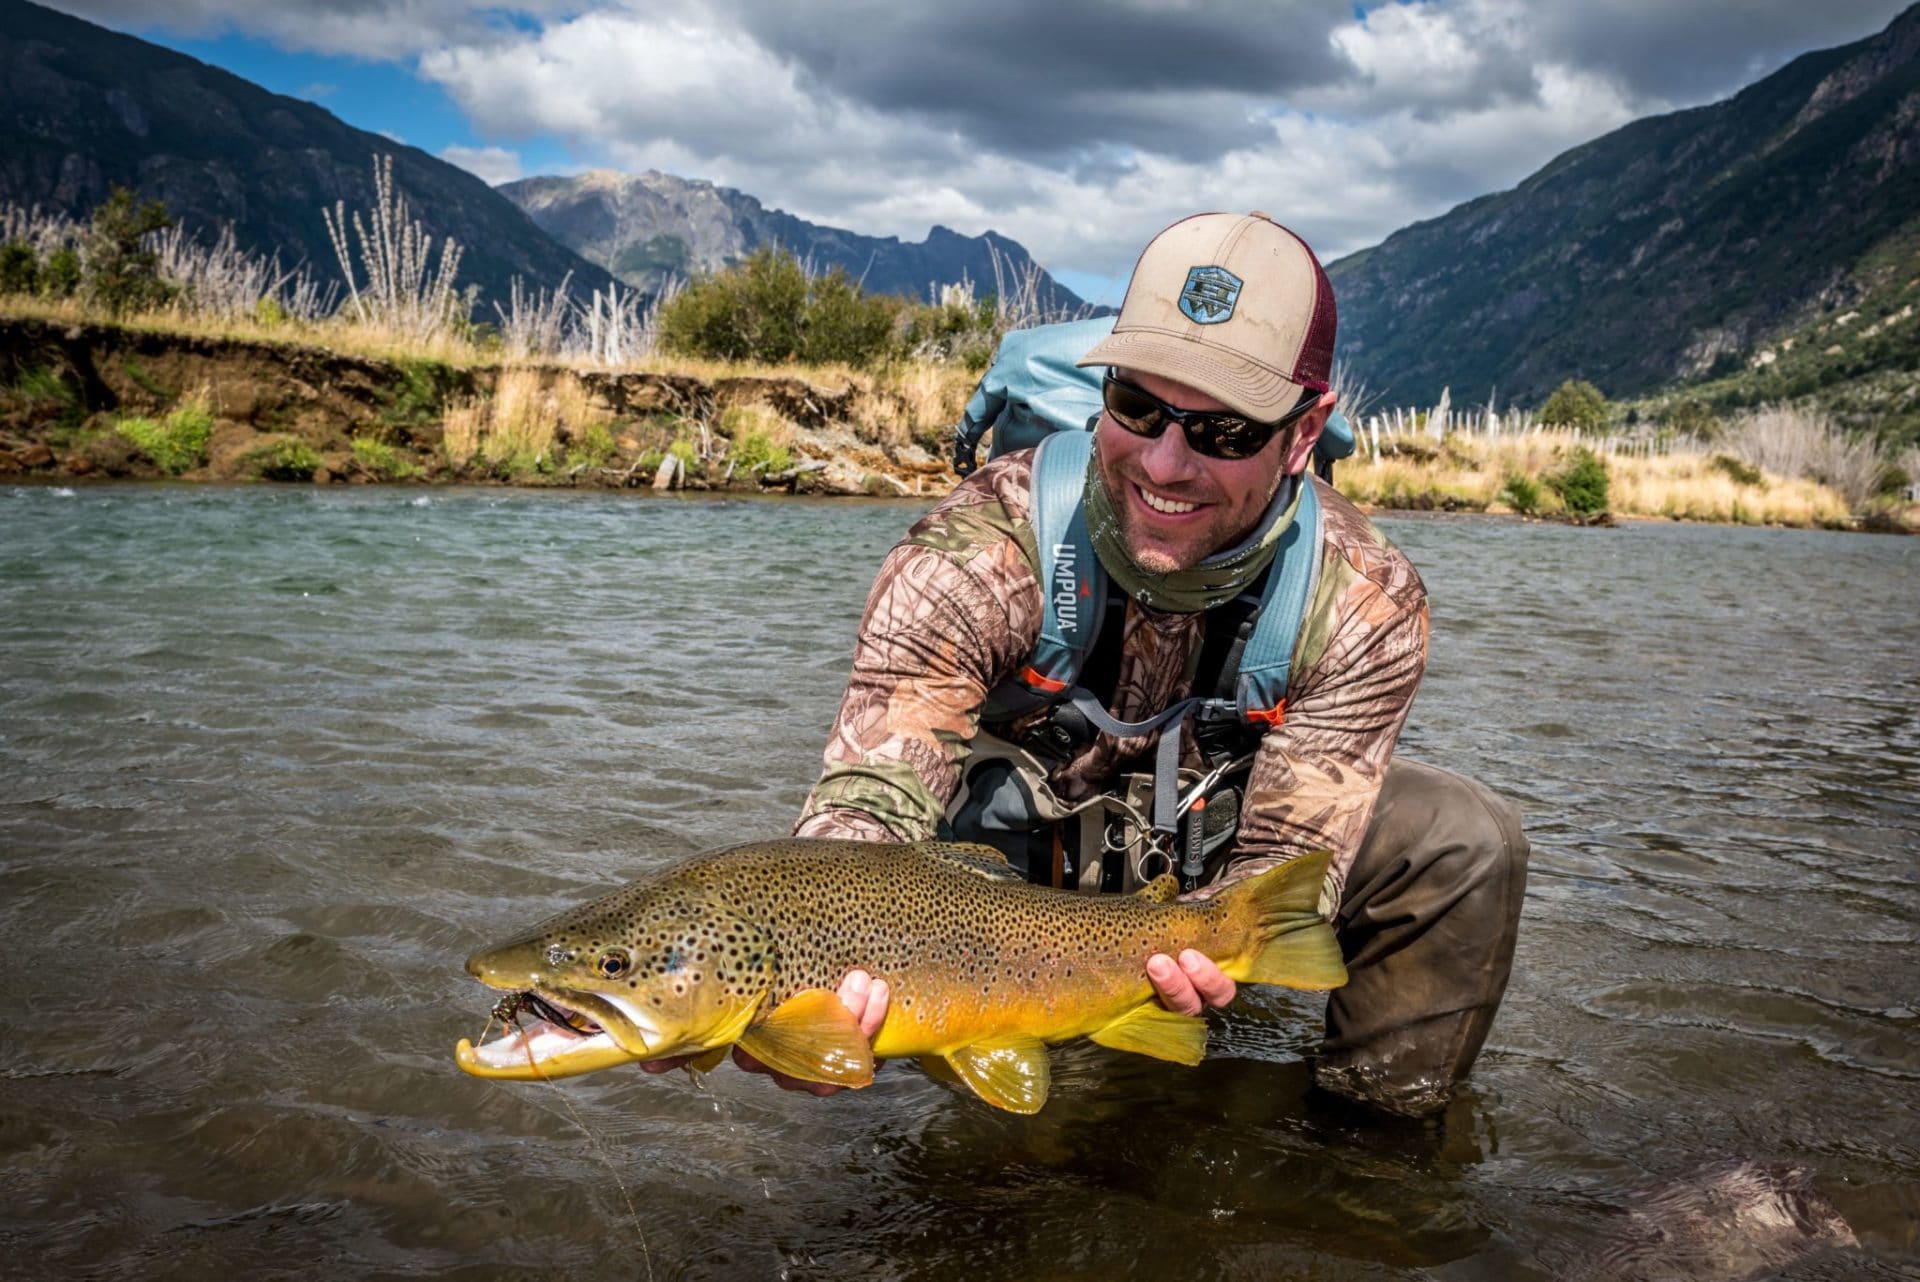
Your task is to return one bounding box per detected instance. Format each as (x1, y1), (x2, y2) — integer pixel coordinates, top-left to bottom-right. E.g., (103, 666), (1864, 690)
(0, 317), (960, 496)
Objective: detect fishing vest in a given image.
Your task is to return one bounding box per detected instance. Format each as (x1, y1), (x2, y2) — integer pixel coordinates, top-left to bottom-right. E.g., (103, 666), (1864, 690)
(944, 429), (1326, 895)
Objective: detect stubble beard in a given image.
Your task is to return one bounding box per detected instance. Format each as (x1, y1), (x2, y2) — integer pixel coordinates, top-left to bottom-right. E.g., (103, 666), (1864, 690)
(1111, 453), (1292, 576)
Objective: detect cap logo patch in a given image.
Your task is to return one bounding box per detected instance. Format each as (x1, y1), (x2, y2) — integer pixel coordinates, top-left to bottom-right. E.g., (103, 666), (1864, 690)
(1179, 265), (1242, 325)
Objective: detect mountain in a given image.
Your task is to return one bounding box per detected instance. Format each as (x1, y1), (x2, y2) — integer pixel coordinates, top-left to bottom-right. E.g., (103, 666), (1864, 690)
(0, 0), (615, 309)
(500, 169), (1086, 312)
(1327, 4), (1920, 410)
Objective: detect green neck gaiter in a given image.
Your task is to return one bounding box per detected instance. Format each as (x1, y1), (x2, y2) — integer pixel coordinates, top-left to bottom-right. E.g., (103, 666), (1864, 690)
(1083, 450), (1302, 615)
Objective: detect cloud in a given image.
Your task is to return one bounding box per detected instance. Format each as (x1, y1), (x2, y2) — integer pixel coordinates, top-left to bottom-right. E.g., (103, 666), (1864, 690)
(440, 144), (522, 185)
(40, 0), (1920, 281)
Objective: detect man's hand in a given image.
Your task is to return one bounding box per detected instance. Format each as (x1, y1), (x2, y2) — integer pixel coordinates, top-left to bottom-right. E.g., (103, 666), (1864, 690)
(1146, 949), (1236, 1015)
(638, 969), (890, 1096)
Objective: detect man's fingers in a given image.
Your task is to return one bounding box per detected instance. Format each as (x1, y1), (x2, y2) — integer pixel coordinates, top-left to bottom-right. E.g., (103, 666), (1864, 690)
(858, 978), (890, 1039)
(1178, 948), (1237, 1009)
(639, 1054), (697, 1074)
(1147, 953), (1203, 1016)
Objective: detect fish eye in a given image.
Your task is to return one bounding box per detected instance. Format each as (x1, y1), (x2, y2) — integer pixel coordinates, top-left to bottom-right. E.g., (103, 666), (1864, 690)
(597, 948), (631, 979)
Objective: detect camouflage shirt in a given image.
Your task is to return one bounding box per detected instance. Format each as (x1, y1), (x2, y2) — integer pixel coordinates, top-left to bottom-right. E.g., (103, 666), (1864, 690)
(794, 449), (1430, 899)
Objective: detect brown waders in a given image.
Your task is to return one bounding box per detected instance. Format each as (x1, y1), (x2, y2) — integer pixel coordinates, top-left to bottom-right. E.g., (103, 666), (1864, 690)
(1310, 757), (1530, 1117)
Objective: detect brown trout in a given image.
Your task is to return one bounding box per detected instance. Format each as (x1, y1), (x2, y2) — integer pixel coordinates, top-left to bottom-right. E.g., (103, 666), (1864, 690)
(455, 838), (1345, 1113)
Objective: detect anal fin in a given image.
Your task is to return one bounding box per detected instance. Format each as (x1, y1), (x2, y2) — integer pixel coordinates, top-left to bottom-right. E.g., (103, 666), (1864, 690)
(736, 988), (875, 1087)
(1087, 1002), (1209, 1065)
(947, 1036), (1051, 1114)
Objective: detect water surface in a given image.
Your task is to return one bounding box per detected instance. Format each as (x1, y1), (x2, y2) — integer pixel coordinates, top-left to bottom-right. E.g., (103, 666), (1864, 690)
(1, 485), (1915, 1279)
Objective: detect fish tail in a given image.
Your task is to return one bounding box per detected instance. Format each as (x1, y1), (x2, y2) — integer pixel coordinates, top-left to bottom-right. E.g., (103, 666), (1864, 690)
(1212, 851), (1347, 991)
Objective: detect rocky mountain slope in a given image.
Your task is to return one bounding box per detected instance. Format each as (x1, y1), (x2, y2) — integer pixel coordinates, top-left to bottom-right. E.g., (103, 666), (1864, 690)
(500, 169), (1086, 311)
(0, 0), (615, 309)
(1328, 3), (1920, 410)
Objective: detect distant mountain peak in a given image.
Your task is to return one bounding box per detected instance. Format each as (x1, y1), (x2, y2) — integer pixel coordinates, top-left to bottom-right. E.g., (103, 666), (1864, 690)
(500, 168), (1084, 310)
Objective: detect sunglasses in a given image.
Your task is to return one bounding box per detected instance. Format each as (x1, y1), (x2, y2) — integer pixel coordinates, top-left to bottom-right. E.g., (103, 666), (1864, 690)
(1101, 371), (1319, 460)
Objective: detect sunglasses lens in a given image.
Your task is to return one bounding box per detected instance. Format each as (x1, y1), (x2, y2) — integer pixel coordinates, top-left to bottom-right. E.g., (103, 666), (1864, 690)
(1102, 373), (1294, 460)
(1195, 418), (1270, 459)
(1102, 378), (1166, 436)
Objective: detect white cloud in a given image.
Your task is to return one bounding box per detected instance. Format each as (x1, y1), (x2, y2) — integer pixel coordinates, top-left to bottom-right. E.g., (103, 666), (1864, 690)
(440, 144), (523, 185)
(41, 0), (1920, 282)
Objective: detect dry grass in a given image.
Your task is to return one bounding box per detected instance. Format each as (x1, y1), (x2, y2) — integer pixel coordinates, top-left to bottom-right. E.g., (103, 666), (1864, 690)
(1337, 429), (1866, 527)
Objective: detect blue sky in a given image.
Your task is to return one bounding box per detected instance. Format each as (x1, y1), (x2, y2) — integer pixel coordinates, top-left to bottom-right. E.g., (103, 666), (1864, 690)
(47, 1), (1917, 302)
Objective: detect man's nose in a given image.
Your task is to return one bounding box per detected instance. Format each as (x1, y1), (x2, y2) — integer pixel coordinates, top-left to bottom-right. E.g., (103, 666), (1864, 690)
(1138, 419), (1204, 484)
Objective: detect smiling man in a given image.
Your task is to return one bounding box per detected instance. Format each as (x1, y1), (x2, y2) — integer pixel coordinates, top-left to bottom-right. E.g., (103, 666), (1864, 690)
(781, 212), (1530, 1117)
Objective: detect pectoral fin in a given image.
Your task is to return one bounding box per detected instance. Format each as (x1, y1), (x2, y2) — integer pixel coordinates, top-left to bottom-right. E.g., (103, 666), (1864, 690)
(735, 988), (875, 1087)
(684, 1046), (729, 1074)
(1087, 1003), (1209, 1066)
(946, 1036), (1051, 1114)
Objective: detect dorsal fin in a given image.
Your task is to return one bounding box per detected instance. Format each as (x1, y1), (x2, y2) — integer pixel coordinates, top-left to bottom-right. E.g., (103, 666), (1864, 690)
(917, 841), (1024, 882)
(1134, 874), (1180, 903)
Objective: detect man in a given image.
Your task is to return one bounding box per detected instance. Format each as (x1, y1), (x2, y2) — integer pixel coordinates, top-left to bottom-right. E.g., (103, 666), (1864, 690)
(661, 212), (1529, 1116)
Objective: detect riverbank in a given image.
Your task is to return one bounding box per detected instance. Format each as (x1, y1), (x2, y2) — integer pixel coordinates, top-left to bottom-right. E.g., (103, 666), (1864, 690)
(0, 311), (967, 497)
(2, 311), (1912, 530)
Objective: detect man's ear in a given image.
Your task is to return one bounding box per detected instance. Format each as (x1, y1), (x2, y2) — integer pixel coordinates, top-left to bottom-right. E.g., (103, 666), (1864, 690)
(1281, 392), (1338, 476)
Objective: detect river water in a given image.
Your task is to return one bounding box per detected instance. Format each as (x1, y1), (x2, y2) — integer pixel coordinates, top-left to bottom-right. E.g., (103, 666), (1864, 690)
(0, 484), (1914, 1280)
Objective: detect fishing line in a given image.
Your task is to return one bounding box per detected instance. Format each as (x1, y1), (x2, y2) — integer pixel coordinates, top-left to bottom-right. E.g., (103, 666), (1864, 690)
(480, 1003), (655, 1282)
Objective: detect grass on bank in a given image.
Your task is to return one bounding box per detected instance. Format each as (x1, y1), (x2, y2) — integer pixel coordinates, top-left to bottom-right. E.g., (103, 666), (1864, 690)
(1334, 429), (1864, 527)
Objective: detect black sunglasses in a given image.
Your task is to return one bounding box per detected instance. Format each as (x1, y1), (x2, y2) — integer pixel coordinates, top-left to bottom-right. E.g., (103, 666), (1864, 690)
(1102, 370), (1319, 460)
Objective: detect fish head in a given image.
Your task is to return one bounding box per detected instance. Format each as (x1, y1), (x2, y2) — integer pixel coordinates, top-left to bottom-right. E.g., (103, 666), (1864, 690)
(457, 883), (775, 1080)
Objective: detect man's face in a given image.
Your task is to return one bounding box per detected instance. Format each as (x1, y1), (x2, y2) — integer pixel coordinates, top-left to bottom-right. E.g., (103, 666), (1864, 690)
(1093, 369), (1330, 574)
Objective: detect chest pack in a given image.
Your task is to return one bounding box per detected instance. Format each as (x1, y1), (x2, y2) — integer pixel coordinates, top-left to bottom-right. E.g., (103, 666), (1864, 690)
(951, 429), (1326, 893)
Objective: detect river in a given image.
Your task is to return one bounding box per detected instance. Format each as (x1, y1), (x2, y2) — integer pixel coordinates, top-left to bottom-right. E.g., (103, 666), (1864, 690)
(1, 484), (1915, 1279)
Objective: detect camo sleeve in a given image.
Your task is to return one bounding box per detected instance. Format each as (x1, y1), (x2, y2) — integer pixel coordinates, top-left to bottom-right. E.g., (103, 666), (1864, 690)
(795, 460), (1043, 842)
(1215, 489), (1431, 903)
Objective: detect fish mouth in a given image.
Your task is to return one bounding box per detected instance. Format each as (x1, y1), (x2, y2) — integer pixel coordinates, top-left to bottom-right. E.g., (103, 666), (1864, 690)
(455, 988), (650, 1081)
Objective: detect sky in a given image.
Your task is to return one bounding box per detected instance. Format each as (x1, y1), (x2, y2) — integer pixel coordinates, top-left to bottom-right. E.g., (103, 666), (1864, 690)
(45, 0), (1917, 305)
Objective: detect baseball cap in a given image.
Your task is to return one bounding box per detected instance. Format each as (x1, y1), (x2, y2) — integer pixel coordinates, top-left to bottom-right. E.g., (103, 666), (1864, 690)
(1076, 211), (1336, 421)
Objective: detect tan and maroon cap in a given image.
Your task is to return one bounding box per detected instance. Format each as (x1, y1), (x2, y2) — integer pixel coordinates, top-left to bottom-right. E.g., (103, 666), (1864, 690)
(1076, 211), (1336, 421)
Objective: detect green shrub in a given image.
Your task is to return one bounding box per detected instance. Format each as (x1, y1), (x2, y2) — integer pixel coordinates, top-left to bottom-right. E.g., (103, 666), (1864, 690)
(351, 436), (418, 480)
(658, 246), (807, 363)
(1710, 454), (1763, 486)
(656, 246), (900, 368)
(732, 429), (791, 474)
(667, 437), (700, 474)
(253, 296), (291, 328)
(246, 439), (323, 482)
(799, 270), (901, 366)
(114, 401), (212, 474)
(0, 240), (37, 294)
(40, 246), (81, 298)
(1540, 379), (1611, 432)
(1499, 472), (1542, 515)
(566, 423), (616, 469)
(84, 188), (176, 316)
(1545, 447), (1610, 516)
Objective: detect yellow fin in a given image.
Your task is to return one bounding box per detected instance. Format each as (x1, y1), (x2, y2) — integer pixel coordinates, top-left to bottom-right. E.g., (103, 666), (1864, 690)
(915, 1054), (969, 1092)
(685, 1046), (728, 1074)
(1134, 873), (1180, 903)
(946, 1036), (1051, 1114)
(1087, 1002), (1209, 1065)
(1215, 851), (1348, 990)
(736, 988), (875, 1087)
